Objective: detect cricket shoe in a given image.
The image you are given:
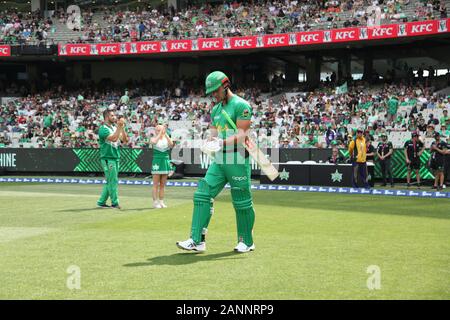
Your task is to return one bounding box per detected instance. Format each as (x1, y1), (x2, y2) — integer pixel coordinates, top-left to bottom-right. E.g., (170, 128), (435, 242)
(111, 204), (122, 210)
(97, 204), (111, 209)
(176, 238), (206, 252)
(234, 242), (255, 253)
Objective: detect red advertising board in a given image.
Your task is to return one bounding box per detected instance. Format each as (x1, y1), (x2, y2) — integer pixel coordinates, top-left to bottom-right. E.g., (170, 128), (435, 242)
(55, 18), (450, 57)
(0, 45), (10, 57)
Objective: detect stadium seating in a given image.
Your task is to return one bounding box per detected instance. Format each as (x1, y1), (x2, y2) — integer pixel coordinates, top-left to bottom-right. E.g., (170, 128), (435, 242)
(2, 0), (450, 45)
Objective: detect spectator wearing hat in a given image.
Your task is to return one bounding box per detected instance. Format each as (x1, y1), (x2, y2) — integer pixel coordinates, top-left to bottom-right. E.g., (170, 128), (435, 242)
(429, 132), (449, 191)
(348, 127), (370, 188)
(377, 133), (394, 187)
(404, 132), (425, 188)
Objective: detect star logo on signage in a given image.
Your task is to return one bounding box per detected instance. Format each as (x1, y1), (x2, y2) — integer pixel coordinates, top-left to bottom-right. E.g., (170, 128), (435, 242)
(279, 168), (289, 181)
(331, 169), (343, 182)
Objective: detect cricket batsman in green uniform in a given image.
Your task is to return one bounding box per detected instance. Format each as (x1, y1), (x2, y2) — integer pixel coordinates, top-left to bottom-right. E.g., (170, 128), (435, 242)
(177, 71), (256, 253)
(97, 109), (128, 209)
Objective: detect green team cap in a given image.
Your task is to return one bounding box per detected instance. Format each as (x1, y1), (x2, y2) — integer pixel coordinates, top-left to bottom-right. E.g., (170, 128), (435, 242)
(205, 71), (230, 95)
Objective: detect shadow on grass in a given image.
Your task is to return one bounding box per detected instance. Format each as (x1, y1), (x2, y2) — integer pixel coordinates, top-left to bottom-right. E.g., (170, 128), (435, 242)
(123, 251), (243, 267)
(57, 207), (153, 213)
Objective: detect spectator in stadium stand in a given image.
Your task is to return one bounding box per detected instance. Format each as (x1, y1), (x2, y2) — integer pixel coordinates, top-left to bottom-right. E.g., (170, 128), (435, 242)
(429, 131), (449, 191)
(304, 131), (322, 148)
(348, 127), (370, 189)
(377, 133), (394, 187)
(441, 109), (449, 126)
(404, 132), (425, 189)
(387, 95), (399, 124)
(327, 146), (345, 164)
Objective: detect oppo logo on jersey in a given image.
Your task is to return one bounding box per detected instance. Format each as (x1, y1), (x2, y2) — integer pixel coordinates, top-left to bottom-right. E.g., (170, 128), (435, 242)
(232, 176), (247, 181)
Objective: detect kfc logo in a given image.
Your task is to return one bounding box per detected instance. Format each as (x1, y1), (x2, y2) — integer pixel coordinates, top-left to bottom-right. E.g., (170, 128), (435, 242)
(59, 45), (67, 55)
(289, 33), (297, 45)
(233, 39), (253, 47)
(170, 42), (188, 50)
(438, 19), (447, 32)
(140, 43), (158, 52)
(266, 36), (285, 45)
(120, 43), (127, 54)
(411, 23), (433, 33)
(256, 37), (264, 47)
(0, 47), (8, 55)
(201, 40), (220, 49)
(299, 34), (319, 43)
(371, 27), (394, 37)
(324, 31), (332, 42)
(335, 30), (356, 40)
(191, 40), (199, 50)
(398, 24), (407, 36)
(224, 38), (231, 49)
(70, 47), (87, 54)
(90, 45), (98, 55)
(100, 45), (117, 54)
(359, 28), (368, 39)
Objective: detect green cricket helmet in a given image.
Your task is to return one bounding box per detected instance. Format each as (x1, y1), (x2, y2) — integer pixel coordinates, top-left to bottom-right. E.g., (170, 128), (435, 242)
(205, 71), (230, 95)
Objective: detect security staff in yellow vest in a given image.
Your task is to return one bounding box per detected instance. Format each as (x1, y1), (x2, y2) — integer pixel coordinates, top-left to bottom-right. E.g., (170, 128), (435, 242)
(348, 127), (370, 188)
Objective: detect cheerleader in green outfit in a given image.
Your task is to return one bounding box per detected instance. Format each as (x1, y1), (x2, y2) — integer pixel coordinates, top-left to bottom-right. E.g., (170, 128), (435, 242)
(150, 125), (174, 208)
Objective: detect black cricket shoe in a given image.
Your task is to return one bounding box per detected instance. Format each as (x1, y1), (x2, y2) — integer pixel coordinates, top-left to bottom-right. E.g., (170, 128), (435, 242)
(97, 204), (111, 209)
(111, 204), (122, 210)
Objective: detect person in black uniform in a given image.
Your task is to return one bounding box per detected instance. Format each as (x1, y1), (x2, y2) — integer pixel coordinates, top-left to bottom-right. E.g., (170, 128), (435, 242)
(445, 135), (450, 188)
(366, 138), (376, 162)
(377, 133), (394, 187)
(328, 146), (345, 164)
(429, 132), (449, 191)
(404, 132), (425, 189)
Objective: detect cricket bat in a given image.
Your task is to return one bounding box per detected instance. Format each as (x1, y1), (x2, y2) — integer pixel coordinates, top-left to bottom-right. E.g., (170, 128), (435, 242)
(221, 110), (279, 181)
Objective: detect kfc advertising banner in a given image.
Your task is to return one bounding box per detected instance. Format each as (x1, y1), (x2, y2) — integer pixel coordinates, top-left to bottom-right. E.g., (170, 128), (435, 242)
(0, 45), (11, 57)
(57, 18), (450, 57)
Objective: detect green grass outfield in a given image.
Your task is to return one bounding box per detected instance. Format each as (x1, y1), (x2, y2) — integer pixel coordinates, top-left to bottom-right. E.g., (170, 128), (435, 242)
(0, 180), (449, 299)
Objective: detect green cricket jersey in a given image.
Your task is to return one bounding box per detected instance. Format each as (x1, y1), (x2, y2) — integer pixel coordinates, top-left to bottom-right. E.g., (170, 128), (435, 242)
(98, 124), (120, 160)
(210, 94), (252, 152)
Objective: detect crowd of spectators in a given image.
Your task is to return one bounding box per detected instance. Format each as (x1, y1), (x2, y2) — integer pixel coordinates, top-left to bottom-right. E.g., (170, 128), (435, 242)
(1, 77), (449, 149)
(0, 9), (55, 45)
(1, 0), (448, 45)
